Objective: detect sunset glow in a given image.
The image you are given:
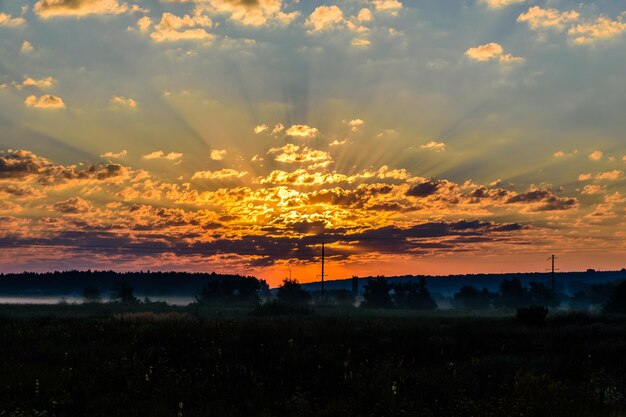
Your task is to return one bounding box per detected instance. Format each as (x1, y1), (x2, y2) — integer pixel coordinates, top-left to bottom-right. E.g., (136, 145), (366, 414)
(1, 0), (626, 286)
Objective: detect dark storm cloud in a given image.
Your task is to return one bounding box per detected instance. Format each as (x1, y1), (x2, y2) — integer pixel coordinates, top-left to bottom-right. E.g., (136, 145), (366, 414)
(406, 180), (441, 197)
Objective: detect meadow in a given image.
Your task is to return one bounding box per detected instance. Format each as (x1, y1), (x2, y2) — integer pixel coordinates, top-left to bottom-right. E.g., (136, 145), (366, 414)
(1, 304), (626, 417)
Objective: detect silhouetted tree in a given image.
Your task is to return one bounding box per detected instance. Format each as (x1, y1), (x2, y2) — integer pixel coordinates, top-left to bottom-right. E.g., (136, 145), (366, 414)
(111, 280), (139, 304)
(393, 279), (437, 310)
(528, 281), (558, 307)
(362, 277), (393, 309)
(277, 279), (310, 305)
(199, 275), (260, 305)
(453, 285), (496, 309)
(497, 277), (528, 308)
(603, 280), (626, 314)
(82, 285), (101, 303)
(571, 283), (615, 309)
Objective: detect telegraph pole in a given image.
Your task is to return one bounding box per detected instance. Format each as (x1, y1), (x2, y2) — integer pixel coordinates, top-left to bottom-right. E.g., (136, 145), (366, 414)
(321, 242), (325, 295)
(317, 242), (327, 297)
(547, 254), (557, 292)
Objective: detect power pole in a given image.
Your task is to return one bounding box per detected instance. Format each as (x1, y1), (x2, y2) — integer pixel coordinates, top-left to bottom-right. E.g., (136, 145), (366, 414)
(547, 254), (558, 292)
(317, 242), (327, 297)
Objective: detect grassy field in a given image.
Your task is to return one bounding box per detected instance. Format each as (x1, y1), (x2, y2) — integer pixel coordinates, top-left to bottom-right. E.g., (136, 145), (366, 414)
(0, 304), (625, 417)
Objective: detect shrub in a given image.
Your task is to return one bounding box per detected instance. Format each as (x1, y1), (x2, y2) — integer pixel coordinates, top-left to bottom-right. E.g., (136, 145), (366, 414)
(250, 301), (312, 316)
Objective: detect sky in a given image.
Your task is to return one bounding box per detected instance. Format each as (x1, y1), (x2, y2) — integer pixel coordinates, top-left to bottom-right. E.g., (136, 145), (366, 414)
(0, 0), (625, 286)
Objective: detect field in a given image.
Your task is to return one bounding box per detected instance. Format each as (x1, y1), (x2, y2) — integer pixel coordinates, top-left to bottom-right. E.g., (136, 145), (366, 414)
(1, 304), (626, 417)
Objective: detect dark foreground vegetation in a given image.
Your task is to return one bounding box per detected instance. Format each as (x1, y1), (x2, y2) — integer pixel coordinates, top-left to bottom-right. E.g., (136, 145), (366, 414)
(1, 305), (626, 417)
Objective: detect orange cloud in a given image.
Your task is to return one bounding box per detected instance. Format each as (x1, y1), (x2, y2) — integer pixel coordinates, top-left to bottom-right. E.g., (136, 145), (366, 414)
(569, 17), (626, 45)
(192, 169), (248, 180)
(34, 0), (132, 18)
(0, 12), (26, 26)
(517, 6), (579, 31)
(24, 94), (65, 109)
(285, 124), (319, 138)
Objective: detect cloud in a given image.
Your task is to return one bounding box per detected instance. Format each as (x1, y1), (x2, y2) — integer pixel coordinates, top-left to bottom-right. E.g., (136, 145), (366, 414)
(267, 144), (332, 166)
(142, 151), (183, 160)
(0, 13), (26, 27)
(480, 0), (525, 9)
(254, 124), (268, 134)
(406, 180), (442, 197)
(149, 12), (215, 43)
(21, 41), (34, 54)
(329, 139), (347, 146)
(588, 150), (603, 161)
(257, 169), (350, 186)
(192, 168), (247, 180)
(210, 149), (226, 160)
(568, 17), (626, 45)
(194, 0), (299, 27)
(101, 150), (128, 159)
(505, 189), (578, 211)
(110, 95), (137, 110)
(306, 5), (344, 32)
(581, 184), (605, 195)
(0, 149), (130, 185)
(285, 124), (319, 138)
(345, 118), (364, 132)
(421, 141), (446, 152)
(34, 0), (132, 18)
(517, 6), (579, 31)
(465, 42), (523, 64)
(24, 95), (65, 109)
(351, 38), (370, 48)
(20, 76), (56, 89)
(271, 123), (285, 135)
(136, 15), (152, 32)
(357, 8), (372, 22)
(53, 196), (92, 213)
(579, 170), (623, 181)
(371, 0), (402, 15)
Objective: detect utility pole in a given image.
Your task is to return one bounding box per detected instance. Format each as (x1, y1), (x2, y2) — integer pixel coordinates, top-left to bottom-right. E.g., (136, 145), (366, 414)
(317, 242), (327, 297)
(547, 254), (557, 292)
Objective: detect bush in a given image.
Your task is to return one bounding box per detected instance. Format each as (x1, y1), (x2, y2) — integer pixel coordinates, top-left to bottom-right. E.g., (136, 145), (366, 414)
(250, 301), (312, 316)
(603, 280), (626, 314)
(516, 305), (549, 325)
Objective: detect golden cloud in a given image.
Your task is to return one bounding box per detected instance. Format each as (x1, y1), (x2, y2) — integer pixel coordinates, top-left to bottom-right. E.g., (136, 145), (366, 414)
(20, 76), (56, 89)
(210, 149), (226, 160)
(34, 0), (132, 19)
(517, 6), (579, 31)
(421, 141), (446, 152)
(480, 0), (525, 8)
(142, 151), (183, 160)
(285, 124), (319, 138)
(195, 0), (299, 27)
(0, 12), (26, 26)
(568, 17), (626, 45)
(21, 41), (34, 54)
(465, 42), (523, 64)
(267, 144), (332, 166)
(150, 12), (215, 43)
(110, 95), (137, 110)
(306, 5), (344, 32)
(101, 150), (128, 159)
(24, 94), (65, 109)
(192, 169), (248, 180)
(357, 8), (372, 22)
(372, 0), (402, 15)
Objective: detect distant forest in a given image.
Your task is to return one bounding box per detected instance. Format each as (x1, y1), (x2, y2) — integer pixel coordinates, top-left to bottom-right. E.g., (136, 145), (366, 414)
(0, 269), (626, 312)
(0, 270), (264, 297)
